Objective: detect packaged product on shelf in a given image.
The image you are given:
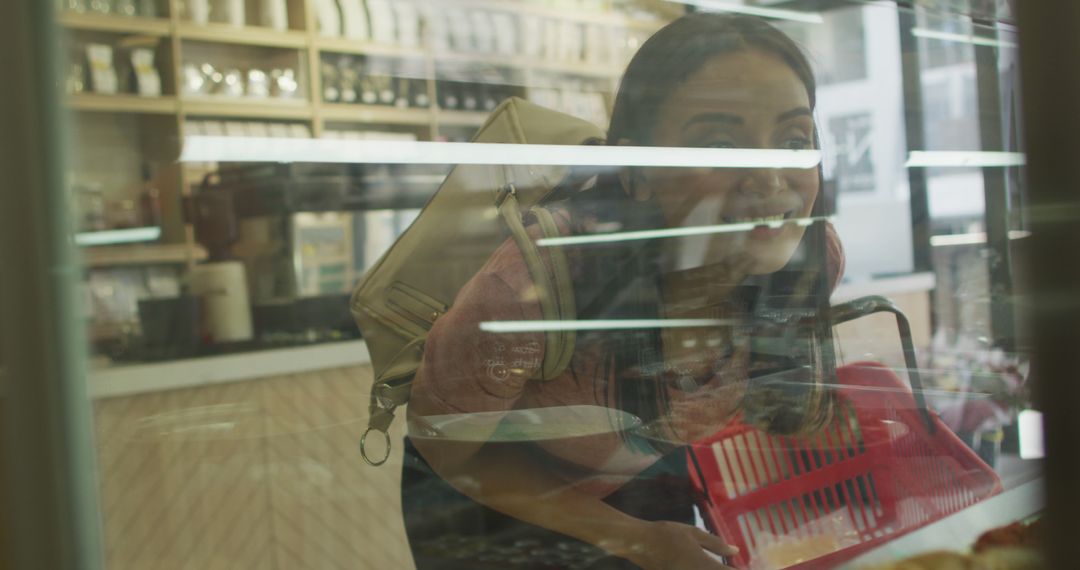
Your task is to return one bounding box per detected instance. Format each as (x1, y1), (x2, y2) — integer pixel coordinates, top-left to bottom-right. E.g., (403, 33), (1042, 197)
(470, 10), (495, 54)
(558, 20), (584, 62)
(224, 121), (247, 136)
(447, 10), (473, 52)
(138, 0), (157, 17)
(260, 0), (289, 31)
(544, 19), (560, 61)
(314, 0), (342, 37)
(130, 48), (161, 97)
(271, 68), (300, 99)
(492, 12), (518, 56)
(245, 121), (270, 137)
(64, 0), (88, 14)
(188, 0), (210, 24)
(398, 59), (425, 108)
(584, 24), (609, 66)
(460, 82), (478, 111)
(393, 2), (421, 47)
(201, 120), (226, 135)
(114, 0), (137, 17)
(480, 84), (498, 112)
(339, 0), (369, 40)
(139, 164), (162, 230)
(89, 0), (112, 15)
(321, 62), (340, 102)
(221, 68), (245, 97)
(267, 122), (291, 137)
(521, 15), (544, 59)
(339, 57), (360, 103)
(247, 68), (270, 98)
(86, 44), (119, 95)
(289, 124), (312, 138)
(438, 81), (459, 111)
(182, 63), (206, 95)
(67, 62), (86, 94)
(217, 0), (246, 27)
(366, 0), (397, 45)
(419, 4), (450, 52)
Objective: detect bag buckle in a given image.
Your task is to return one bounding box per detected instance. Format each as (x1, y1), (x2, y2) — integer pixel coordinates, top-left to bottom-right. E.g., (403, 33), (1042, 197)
(494, 183), (517, 208)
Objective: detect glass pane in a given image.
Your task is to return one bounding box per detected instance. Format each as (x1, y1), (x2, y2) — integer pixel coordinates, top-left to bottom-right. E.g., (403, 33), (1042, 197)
(48, 0), (1043, 568)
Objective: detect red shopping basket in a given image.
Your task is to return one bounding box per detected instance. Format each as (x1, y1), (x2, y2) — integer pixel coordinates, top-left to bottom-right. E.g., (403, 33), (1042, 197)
(688, 361), (1002, 569)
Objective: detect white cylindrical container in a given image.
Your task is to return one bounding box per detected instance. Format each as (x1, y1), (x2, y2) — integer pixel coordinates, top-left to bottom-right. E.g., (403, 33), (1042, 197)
(189, 0), (210, 24)
(189, 261), (254, 343)
(261, 0), (288, 31)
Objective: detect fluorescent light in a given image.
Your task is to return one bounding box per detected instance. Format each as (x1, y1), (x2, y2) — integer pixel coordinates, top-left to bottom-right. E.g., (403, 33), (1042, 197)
(912, 28), (1017, 49)
(537, 216), (829, 247)
(180, 136), (822, 170)
(930, 230), (1031, 247)
(1018, 409), (1044, 460)
(906, 151), (1026, 168)
(74, 226), (162, 246)
(667, 0), (824, 24)
(480, 318), (733, 333)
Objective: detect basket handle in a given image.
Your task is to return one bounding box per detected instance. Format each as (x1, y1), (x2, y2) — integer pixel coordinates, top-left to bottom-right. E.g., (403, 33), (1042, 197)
(829, 295), (935, 434)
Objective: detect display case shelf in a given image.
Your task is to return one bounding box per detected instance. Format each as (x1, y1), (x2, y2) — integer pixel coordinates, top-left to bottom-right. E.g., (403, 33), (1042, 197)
(67, 93), (180, 114)
(178, 22), (308, 49)
(320, 103), (433, 126)
(58, 12), (172, 36)
(183, 97), (313, 120)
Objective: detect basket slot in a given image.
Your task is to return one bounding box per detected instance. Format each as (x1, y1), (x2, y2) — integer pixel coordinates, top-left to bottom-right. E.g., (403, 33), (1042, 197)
(746, 434), (772, 490)
(754, 431), (781, 484)
(712, 441), (738, 499)
(721, 438), (749, 496)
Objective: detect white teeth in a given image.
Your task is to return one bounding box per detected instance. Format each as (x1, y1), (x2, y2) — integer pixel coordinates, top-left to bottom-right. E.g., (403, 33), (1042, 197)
(729, 213), (786, 224)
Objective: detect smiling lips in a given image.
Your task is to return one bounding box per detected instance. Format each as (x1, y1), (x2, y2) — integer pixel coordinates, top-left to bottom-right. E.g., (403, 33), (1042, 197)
(721, 210), (796, 239)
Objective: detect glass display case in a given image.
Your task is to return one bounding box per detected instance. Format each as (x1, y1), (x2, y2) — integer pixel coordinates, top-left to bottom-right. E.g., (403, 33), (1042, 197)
(3, 0), (1071, 569)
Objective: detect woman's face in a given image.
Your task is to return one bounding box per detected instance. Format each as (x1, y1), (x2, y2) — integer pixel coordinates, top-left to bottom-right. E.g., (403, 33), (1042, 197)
(633, 49), (819, 275)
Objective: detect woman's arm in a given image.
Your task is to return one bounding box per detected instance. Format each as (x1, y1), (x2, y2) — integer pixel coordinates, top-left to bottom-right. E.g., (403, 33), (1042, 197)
(409, 431), (738, 569)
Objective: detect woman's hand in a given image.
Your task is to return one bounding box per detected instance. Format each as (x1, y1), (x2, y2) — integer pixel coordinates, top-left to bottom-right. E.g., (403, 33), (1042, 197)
(619, 520), (739, 570)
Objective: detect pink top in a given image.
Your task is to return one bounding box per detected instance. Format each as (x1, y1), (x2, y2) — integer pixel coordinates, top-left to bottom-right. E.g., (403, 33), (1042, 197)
(408, 209), (845, 496)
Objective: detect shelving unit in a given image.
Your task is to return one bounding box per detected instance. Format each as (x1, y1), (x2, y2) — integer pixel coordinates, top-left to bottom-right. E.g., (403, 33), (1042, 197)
(67, 93), (179, 114)
(58, 0), (669, 279)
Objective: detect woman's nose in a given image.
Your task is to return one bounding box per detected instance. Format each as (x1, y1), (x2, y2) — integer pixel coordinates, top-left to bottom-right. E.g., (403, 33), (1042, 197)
(738, 168), (785, 197)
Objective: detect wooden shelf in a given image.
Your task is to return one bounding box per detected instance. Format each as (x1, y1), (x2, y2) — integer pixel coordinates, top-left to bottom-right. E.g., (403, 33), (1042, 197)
(320, 103), (433, 126)
(182, 97), (313, 119)
(315, 36), (427, 59)
(81, 243), (206, 267)
(531, 59), (623, 78)
(58, 12), (171, 36)
(67, 93), (179, 114)
(434, 109), (489, 128)
(177, 22), (308, 49)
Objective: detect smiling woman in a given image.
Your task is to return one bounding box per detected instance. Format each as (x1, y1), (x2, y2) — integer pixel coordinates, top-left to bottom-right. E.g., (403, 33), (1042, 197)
(401, 12), (844, 570)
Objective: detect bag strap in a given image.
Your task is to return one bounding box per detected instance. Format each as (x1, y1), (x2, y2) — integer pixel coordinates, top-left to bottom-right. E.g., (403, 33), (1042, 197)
(496, 183), (577, 380)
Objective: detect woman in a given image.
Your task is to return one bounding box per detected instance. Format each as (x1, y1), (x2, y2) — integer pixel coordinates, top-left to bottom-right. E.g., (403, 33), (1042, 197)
(402, 12), (844, 570)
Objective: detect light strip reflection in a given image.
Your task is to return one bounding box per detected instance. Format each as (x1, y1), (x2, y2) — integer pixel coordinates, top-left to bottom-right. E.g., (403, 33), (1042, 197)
(930, 230), (1032, 247)
(906, 151), (1026, 168)
(180, 136), (822, 169)
(537, 216), (829, 247)
(479, 319), (733, 333)
(667, 0), (824, 24)
(912, 28), (1018, 49)
(74, 226), (162, 246)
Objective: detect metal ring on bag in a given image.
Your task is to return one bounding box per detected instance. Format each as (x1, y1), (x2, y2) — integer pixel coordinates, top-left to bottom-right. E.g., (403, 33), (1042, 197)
(360, 428), (391, 466)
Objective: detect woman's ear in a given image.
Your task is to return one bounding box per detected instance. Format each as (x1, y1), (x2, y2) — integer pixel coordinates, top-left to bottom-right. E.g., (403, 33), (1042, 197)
(614, 138), (653, 202)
